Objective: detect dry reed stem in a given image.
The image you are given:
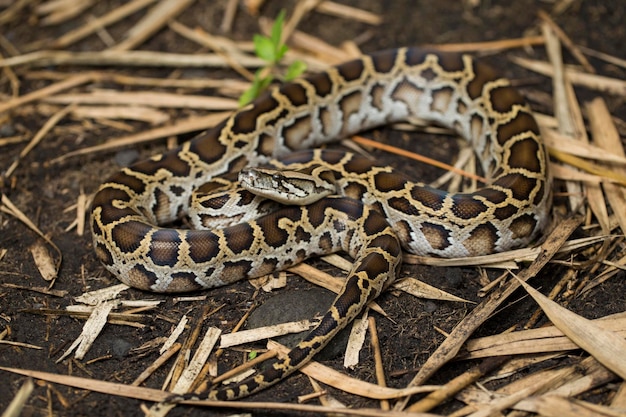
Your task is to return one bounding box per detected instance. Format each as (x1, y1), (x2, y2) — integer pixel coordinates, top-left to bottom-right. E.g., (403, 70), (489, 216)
(537, 9), (595, 73)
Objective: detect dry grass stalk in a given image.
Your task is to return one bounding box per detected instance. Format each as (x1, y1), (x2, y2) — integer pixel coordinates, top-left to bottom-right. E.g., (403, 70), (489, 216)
(110, 0), (195, 51)
(579, 45), (626, 69)
(53, 111), (231, 162)
(161, 315), (188, 355)
(131, 342), (182, 387)
(0, 50), (266, 69)
(49, 0), (157, 49)
(25, 69), (250, 92)
(316, 1), (382, 25)
(353, 135), (488, 183)
(1, 283), (67, 297)
(543, 21), (586, 212)
(219, 319), (315, 348)
(462, 312), (626, 359)
(1, 378), (34, 417)
(220, 0), (239, 33)
(0, 366), (169, 402)
(512, 55), (626, 96)
(0, 340), (44, 350)
(537, 9), (595, 73)
(168, 21), (257, 81)
(34, 309), (146, 328)
(430, 36), (544, 52)
(43, 90), (238, 110)
(543, 128), (626, 165)
(265, 340), (440, 400)
(75, 190), (87, 236)
(587, 98), (626, 239)
(0, 135), (28, 146)
(611, 383), (626, 408)
(0, 0), (30, 25)
(166, 310), (207, 393)
(533, 396), (625, 417)
(0, 73), (91, 116)
(37, 0), (95, 27)
(368, 316), (391, 411)
(300, 378), (342, 406)
(411, 356), (510, 413)
(67, 105), (170, 124)
(4, 103), (71, 176)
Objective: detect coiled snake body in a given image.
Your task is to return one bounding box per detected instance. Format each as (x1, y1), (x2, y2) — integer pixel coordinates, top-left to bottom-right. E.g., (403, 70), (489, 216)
(91, 48), (551, 400)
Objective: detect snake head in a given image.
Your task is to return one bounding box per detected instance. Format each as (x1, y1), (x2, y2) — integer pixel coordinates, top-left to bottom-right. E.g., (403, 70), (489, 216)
(239, 166), (336, 205)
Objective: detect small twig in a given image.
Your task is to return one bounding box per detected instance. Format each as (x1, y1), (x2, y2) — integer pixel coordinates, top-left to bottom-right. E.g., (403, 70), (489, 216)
(50, 0), (158, 49)
(428, 36), (545, 53)
(537, 9), (595, 73)
(109, 0), (194, 51)
(0, 73), (96, 114)
(352, 135), (488, 184)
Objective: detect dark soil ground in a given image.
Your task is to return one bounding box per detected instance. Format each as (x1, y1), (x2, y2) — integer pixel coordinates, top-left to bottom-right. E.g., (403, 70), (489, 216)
(1, 1), (625, 416)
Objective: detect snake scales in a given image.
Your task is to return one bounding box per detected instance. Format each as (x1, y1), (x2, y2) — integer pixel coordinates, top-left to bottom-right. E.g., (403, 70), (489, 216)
(90, 47), (551, 400)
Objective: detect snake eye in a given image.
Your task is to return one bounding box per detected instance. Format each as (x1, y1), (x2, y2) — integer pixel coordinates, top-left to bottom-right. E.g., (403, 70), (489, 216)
(272, 173), (282, 181)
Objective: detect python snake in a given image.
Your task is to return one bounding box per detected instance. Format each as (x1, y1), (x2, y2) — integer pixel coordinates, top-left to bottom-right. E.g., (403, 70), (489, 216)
(90, 47), (551, 400)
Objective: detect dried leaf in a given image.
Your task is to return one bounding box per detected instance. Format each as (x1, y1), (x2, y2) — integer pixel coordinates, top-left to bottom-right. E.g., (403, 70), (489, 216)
(516, 277), (626, 380)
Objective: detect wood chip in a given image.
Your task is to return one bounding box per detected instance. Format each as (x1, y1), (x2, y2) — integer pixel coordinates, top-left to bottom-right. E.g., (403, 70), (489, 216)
(161, 315), (188, 355)
(29, 240), (57, 282)
(74, 283), (129, 305)
(57, 300), (117, 361)
(343, 309), (369, 369)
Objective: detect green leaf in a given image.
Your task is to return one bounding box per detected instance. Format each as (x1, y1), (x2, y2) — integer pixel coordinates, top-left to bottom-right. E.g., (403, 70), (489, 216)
(248, 350), (258, 360)
(258, 74), (273, 91)
(238, 70), (273, 107)
(275, 44), (288, 61)
(238, 86), (255, 107)
(253, 34), (275, 62)
(271, 10), (286, 47)
(285, 60), (307, 81)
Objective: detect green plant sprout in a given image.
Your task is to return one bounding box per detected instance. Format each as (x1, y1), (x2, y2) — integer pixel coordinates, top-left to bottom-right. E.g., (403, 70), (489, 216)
(239, 10), (307, 106)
